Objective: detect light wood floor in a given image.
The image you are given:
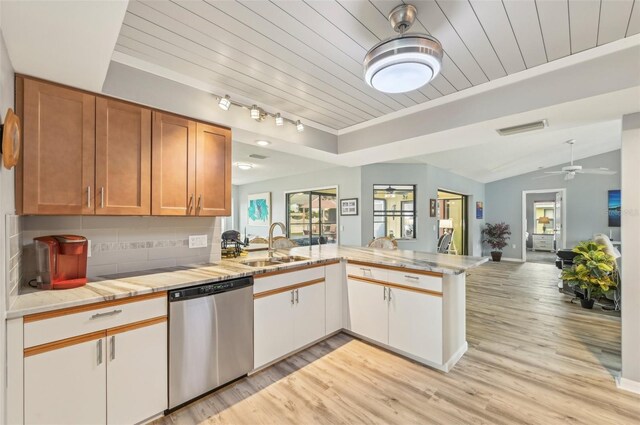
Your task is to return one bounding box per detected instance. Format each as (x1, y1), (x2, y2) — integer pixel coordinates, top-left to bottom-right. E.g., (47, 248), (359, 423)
(154, 261), (640, 425)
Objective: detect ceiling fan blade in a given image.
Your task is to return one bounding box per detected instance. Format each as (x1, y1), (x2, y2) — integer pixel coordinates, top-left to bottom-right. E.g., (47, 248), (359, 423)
(533, 173), (562, 180)
(577, 168), (617, 175)
(543, 171), (566, 174)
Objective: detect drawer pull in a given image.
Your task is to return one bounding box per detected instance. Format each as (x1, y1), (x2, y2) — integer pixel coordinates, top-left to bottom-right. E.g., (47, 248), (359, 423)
(90, 309), (122, 319)
(404, 275), (419, 280)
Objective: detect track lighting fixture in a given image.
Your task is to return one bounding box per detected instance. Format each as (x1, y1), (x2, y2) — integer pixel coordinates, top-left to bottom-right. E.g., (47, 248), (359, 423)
(214, 94), (304, 131)
(218, 95), (231, 111)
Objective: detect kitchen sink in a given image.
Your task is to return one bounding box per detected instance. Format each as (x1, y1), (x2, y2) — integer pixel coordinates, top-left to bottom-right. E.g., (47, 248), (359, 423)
(240, 256), (310, 267)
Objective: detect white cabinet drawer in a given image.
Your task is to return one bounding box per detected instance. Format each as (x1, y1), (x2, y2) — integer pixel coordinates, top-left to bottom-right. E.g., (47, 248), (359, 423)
(24, 293), (167, 348)
(253, 265), (325, 294)
(386, 269), (443, 293)
(346, 263), (388, 282)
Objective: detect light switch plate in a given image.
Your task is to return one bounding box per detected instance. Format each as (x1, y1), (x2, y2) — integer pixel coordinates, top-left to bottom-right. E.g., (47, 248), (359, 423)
(189, 235), (208, 248)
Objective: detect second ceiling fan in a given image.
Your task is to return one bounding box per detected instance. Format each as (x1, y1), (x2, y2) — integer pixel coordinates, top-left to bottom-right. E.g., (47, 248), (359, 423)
(535, 140), (616, 181)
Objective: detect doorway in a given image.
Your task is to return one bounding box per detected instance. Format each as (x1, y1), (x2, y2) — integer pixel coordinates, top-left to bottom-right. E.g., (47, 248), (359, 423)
(437, 190), (468, 255)
(286, 187), (338, 246)
(521, 189), (567, 263)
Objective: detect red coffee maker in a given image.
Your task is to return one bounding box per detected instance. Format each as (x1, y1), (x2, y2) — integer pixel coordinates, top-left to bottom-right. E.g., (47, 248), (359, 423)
(34, 235), (88, 290)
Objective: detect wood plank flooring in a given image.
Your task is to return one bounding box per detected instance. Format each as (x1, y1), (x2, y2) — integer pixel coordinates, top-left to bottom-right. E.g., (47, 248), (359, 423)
(154, 261), (640, 425)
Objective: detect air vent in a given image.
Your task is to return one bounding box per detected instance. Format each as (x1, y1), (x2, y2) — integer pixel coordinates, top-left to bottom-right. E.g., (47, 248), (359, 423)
(249, 154), (268, 160)
(496, 119), (548, 136)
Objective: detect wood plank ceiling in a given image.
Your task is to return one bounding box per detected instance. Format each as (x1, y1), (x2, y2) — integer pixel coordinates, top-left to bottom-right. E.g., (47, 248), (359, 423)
(115, 0), (640, 130)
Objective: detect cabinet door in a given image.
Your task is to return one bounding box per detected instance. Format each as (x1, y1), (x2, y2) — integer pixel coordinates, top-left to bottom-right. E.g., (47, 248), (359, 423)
(195, 122), (231, 216)
(325, 263), (344, 334)
(254, 290), (295, 369)
(151, 112), (196, 216)
(96, 98), (151, 215)
(347, 279), (388, 345)
(107, 321), (167, 425)
(25, 336), (106, 425)
(21, 78), (95, 215)
(293, 282), (326, 349)
(388, 287), (443, 364)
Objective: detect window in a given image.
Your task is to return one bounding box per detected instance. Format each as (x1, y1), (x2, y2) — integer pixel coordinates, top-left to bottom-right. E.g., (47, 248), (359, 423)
(373, 185), (416, 239)
(286, 188), (337, 246)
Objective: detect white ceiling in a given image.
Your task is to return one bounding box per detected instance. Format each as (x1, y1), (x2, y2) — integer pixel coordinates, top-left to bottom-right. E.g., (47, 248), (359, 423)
(113, 0), (640, 130)
(232, 141), (337, 185)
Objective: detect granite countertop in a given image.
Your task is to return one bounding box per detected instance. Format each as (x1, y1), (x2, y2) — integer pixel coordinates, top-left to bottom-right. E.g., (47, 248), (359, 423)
(7, 245), (488, 319)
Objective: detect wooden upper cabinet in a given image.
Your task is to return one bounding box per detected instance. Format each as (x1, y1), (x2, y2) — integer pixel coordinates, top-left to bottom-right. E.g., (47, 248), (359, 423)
(151, 112), (196, 216)
(96, 98), (151, 215)
(195, 122), (231, 216)
(19, 78), (95, 215)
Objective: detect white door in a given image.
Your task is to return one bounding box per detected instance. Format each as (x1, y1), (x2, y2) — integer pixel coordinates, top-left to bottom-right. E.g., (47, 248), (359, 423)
(388, 287), (443, 364)
(294, 282), (326, 349)
(254, 290), (295, 369)
(25, 336), (107, 425)
(107, 322), (168, 425)
(347, 279), (388, 344)
(555, 191), (563, 250)
(325, 263), (343, 334)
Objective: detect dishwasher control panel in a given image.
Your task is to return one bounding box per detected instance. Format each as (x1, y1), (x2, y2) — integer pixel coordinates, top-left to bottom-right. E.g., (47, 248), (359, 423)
(169, 277), (254, 301)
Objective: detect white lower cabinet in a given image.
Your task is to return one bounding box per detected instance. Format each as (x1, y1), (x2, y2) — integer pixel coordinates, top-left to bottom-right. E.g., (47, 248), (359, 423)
(107, 321), (167, 425)
(25, 336), (107, 425)
(388, 287), (443, 364)
(254, 290), (296, 369)
(324, 262), (344, 334)
(254, 279), (325, 369)
(347, 279), (388, 345)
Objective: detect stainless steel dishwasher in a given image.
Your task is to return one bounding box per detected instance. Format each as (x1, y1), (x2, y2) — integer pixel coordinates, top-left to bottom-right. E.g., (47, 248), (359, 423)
(168, 276), (253, 410)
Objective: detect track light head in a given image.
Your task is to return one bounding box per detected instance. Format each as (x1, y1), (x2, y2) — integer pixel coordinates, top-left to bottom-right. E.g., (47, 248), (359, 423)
(218, 95), (231, 111)
(275, 113), (284, 126)
(296, 120), (304, 132)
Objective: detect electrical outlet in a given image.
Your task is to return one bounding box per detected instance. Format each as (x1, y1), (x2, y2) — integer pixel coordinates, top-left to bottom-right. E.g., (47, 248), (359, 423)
(512, 244), (516, 249)
(189, 235), (207, 248)
(87, 240), (91, 258)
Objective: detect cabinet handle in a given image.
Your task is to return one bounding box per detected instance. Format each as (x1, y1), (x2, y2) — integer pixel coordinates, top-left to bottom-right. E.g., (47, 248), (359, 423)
(187, 193), (194, 214)
(110, 336), (116, 361)
(359, 267), (371, 272)
(388, 288), (392, 302)
(383, 287), (387, 300)
(97, 339), (103, 365)
(197, 194), (202, 211)
(90, 309), (122, 319)
(87, 186), (91, 208)
(100, 187), (105, 208)
(404, 275), (419, 280)
(291, 290), (295, 305)
(295, 288), (299, 304)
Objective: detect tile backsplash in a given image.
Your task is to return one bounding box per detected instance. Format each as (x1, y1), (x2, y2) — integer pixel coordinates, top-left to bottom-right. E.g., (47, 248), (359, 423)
(21, 216), (222, 284)
(5, 214), (22, 307)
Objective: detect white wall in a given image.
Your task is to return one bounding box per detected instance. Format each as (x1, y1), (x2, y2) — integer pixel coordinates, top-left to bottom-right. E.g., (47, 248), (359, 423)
(486, 150), (621, 260)
(360, 163), (485, 256)
(236, 166), (362, 246)
(0, 10), (14, 421)
(620, 113), (640, 392)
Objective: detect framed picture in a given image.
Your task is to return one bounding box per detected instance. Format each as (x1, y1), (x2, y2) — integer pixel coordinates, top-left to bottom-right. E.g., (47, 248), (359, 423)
(340, 198), (359, 216)
(476, 201), (484, 219)
(608, 190), (621, 227)
(429, 199), (437, 217)
(248, 192), (271, 226)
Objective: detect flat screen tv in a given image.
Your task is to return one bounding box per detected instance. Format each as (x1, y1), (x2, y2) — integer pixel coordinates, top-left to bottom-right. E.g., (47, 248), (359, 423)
(608, 190), (621, 227)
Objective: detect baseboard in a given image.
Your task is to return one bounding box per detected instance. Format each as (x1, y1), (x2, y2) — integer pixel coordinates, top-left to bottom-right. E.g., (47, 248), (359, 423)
(443, 341), (468, 372)
(497, 257), (524, 263)
(615, 376), (640, 394)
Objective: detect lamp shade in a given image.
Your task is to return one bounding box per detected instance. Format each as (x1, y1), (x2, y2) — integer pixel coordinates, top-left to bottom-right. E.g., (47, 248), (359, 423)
(439, 219), (453, 229)
(537, 216), (551, 224)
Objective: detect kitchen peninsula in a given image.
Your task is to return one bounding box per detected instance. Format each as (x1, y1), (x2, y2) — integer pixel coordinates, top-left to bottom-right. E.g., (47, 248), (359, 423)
(6, 246), (486, 424)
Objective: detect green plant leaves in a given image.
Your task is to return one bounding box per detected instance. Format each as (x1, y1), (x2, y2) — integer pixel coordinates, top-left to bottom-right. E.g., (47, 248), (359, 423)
(561, 240), (618, 300)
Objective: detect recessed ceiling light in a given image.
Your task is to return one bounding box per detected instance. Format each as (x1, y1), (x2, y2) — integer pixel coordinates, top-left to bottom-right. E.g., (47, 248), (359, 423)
(363, 5), (443, 93)
(236, 162), (253, 170)
(256, 140), (270, 146)
(296, 120), (304, 132)
(218, 95), (231, 111)
(275, 113), (284, 126)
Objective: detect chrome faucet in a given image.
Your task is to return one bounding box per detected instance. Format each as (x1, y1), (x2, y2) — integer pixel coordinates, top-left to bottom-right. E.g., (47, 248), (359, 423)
(268, 222), (286, 258)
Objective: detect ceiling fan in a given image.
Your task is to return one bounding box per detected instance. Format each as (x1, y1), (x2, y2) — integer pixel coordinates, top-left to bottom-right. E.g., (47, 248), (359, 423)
(534, 140), (616, 181)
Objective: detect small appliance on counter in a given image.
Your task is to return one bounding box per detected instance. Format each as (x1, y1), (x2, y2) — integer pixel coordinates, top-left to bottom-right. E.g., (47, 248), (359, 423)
(34, 235), (88, 290)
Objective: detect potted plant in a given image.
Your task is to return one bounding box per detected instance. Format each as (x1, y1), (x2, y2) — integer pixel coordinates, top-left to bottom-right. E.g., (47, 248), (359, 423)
(561, 241), (617, 309)
(481, 222), (511, 262)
